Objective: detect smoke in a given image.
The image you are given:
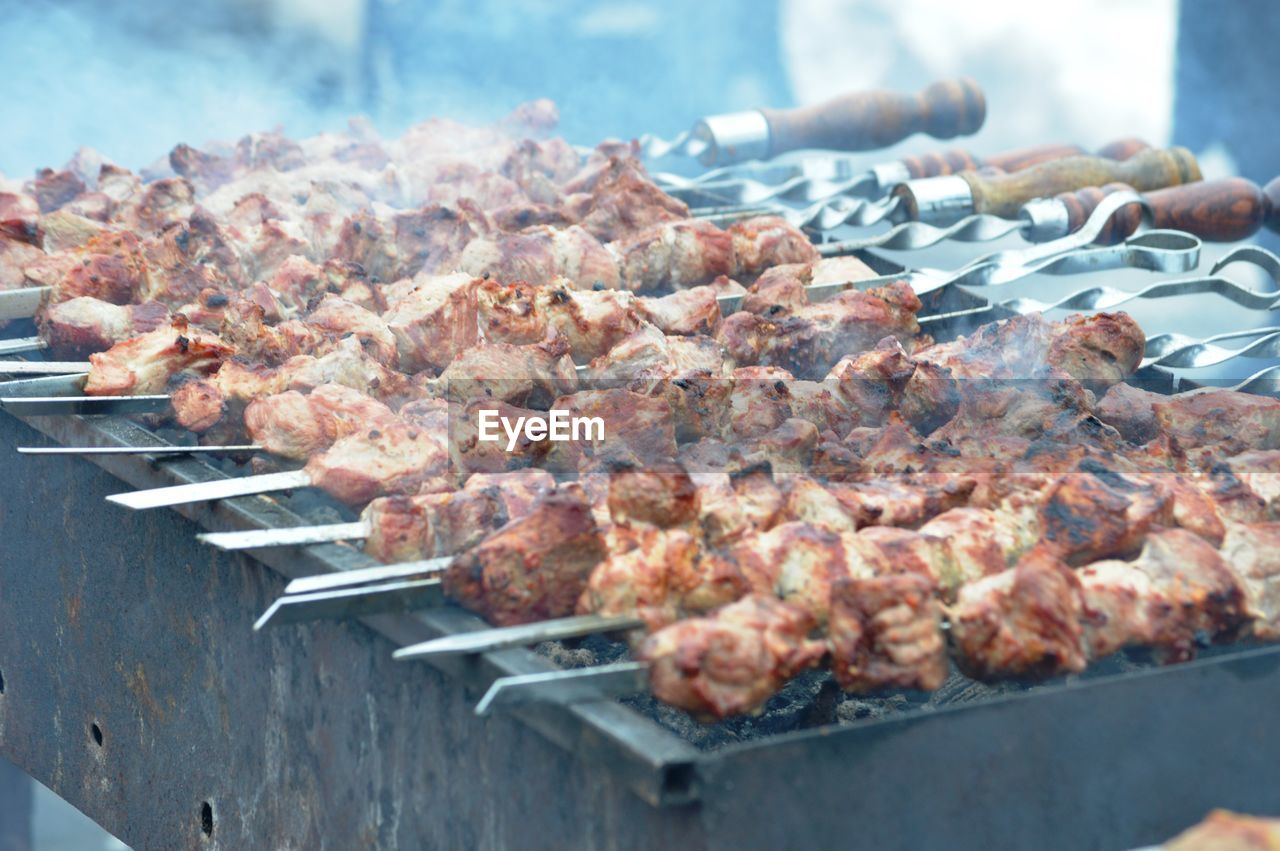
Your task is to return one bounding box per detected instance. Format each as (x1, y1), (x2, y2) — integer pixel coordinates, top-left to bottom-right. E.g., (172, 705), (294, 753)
(0, 0), (363, 178)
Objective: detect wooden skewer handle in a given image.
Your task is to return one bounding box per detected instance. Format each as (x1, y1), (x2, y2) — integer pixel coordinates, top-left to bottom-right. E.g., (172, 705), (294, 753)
(759, 77), (986, 157)
(1056, 177), (1277, 244)
(963, 146), (1202, 219)
(898, 137), (1152, 180)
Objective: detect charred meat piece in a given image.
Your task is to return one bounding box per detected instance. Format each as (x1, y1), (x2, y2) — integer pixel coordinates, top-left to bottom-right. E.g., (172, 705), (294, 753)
(473, 278), (648, 362)
(948, 550), (1088, 680)
(606, 461), (700, 529)
(463, 468), (556, 519)
(544, 388), (678, 472)
(726, 216), (820, 279)
(576, 528), (744, 632)
(443, 486), (606, 626)
(612, 219), (736, 293)
(637, 594), (826, 720)
(49, 231), (150, 305)
(383, 272), (480, 373)
(217, 297), (337, 366)
(449, 398), (549, 475)
(362, 488), (509, 564)
(244, 384), (399, 460)
(461, 224), (620, 290)
(635, 284), (725, 337)
(697, 466), (786, 547)
(438, 337), (577, 408)
(585, 324), (728, 380)
(1153, 389), (1280, 455)
(1080, 529), (1249, 662)
(303, 420), (452, 506)
(828, 572), (948, 693)
(827, 337), (959, 434)
(718, 282), (921, 378)
(1036, 463), (1173, 565)
(39, 297), (170, 359)
(560, 155), (689, 242)
(84, 318), (234, 395)
(920, 311), (1143, 390)
(304, 295), (398, 368)
(724, 521), (851, 625)
(1095, 382), (1165, 444)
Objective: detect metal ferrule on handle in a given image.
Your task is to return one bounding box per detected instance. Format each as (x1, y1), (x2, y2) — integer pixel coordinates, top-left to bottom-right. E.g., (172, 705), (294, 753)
(890, 174), (974, 225)
(691, 111), (771, 166)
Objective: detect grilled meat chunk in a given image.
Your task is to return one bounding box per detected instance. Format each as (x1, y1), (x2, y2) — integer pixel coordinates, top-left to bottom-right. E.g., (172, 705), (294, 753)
(606, 461), (700, 529)
(949, 550), (1088, 680)
(562, 155), (689, 242)
(39, 297), (170, 358)
(1036, 465), (1173, 565)
(634, 284), (725, 337)
(303, 420), (451, 506)
(828, 572), (948, 693)
(84, 318), (234, 395)
(577, 528), (745, 632)
(637, 594), (826, 720)
(1095, 382), (1165, 444)
(362, 489), (508, 564)
(460, 224), (621, 290)
(443, 487), (606, 626)
(920, 311), (1143, 390)
(544, 388), (678, 472)
(724, 521), (851, 625)
(244, 384), (398, 460)
(718, 282), (921, 378)
(1153, 389), (1280, 454)
(383, 272), (481, 373)
(1079, 529), (1248, 662)
(438, 337), (577, 407)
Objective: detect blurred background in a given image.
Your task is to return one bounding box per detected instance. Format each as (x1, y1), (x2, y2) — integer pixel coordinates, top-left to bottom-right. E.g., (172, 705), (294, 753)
(0, 1), (1277, 848)
(0, 0), (1275, 186)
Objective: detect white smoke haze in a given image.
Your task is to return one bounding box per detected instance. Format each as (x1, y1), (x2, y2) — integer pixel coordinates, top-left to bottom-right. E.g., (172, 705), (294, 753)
(0, 0), (1180, 181)
(0, 0), (368, 178)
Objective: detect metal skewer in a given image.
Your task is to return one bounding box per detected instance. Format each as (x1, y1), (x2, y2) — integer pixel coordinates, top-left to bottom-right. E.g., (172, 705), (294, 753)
(253, 576), (445, 630)
(474, 662), (651, 717)
(198, 521), (366, 550)
(0, 361), (94, 375)
(283, 558), (452, 596)
(18, 444), (261, 455)
(105, 468), (312, 510)
(0, 286), (48, 321)
(394, 614), (645, 661)
(0, 337), (46, 355)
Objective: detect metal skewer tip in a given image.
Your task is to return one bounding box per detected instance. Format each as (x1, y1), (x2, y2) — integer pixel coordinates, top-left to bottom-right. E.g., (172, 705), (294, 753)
(0, 336), (47, 355)
(197, 520), (366, 551)
(394, 613), (644, 662)
(19, 444), (261, 456)
(0, 394), (171, 416)
(105, 469), (312, 510)
(253, 576), (445, 630)
(474, 662), (651, 717)
(0, 361), (91, 375)
(282, 557), (452, 596)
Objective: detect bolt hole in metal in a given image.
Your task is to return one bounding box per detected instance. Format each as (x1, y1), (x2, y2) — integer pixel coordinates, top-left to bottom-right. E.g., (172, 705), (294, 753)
(90, 722), (103, 747)
(201, 801), (214, 837)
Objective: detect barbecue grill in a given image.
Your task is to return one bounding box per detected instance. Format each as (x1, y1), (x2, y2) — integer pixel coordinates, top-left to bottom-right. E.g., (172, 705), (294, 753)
(4, 195), (1280, 848)
(3, 45), (1280, 847)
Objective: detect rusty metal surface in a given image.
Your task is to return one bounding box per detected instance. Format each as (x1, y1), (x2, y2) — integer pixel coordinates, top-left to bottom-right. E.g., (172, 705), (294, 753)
(0, 412), (705, 849)
(695, 644), (1280, 850)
